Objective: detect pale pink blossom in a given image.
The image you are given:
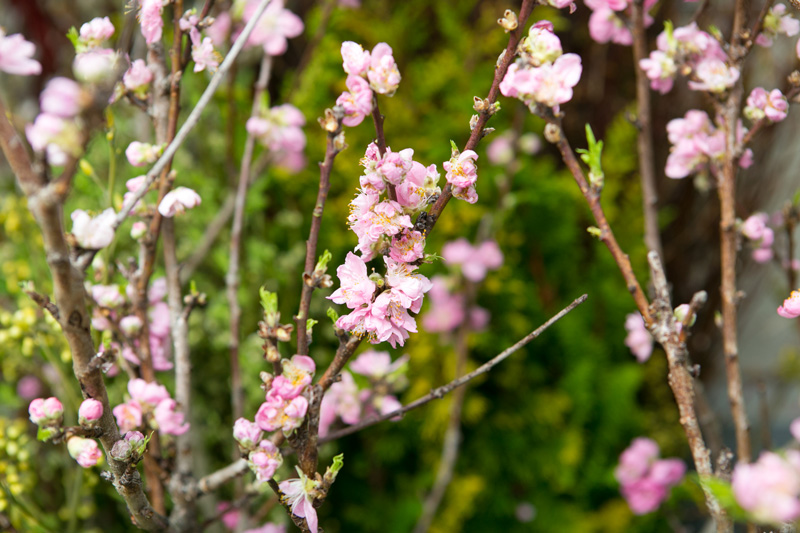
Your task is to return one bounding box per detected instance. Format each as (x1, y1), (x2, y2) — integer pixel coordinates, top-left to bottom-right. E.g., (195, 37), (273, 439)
(319, 371), (361, 436)
(733, 451), (800, 524)
(244, 0), (304, 56)
(588, 7), (632, 45)
(441, 239), (503, 282)
(756, 4), (800, 47)
(778, 290), (800, 318)
(384, 257), (433, 312)
(191, 35), (220, 73)
(216, 502), (241, 530)
(350, 200), (413, 259)
(616, 438), (685, 515)
(444, 150), (478, 189)
(120, 315), (143, 336)
(207, 12), (232, 46)
(615, 437), (660, 485)
(128, 378), (170, 407)
(279, 470), (319, 533)
(131, 221), (147, 240)
(519, 21), (563, 66)
(367, 43), (401, 95)
(341, 41), (370, 76)
(16, 376), (42, 400)
(140, 0), (166, 45)
(113, 400), (143, 432)
(336, 75), (374, 127)
(246, 103), (306, 170)
(79, 17), (115, 47)
(255, 390), (308, 434)
(41, 77), (84, 118)
(233, 418), (263, 450)
(745, 87), (789, 122)
(126, 141), (163, 166)
(741, 213), (769, 240)
(78, 398), (104, 425)
(123, 59), (154, 94)
(91, 284), (124, 307)
(423, 276), (465, 333)
(368, 290), (418, 348)
(148, 301), (171, 338)
(470, 306), (490, 330)
(501, 54), (582, 108)
(243, 524), (286, 533)
(28, 397), (64, 426)
(389, 230), (425, 263)
(71, 208), (116, 249)
(158, 187), (202, 217)
(26, 113), (82, 165)
(350, 350), (408, 380)
(395, 162), (440, 212)
(67, 437), (103, 468)
(639, 51), (677, 94)
(688, 58), (740, 93)
(73, 49), (119, 83)
(271, 355), (316, 399)
(0, 29), (42, 76)
(328, 252), (377, 309)
(624, 312), (653, 362)
(248, 439), (283, 482)
(154, 398), (190, 435)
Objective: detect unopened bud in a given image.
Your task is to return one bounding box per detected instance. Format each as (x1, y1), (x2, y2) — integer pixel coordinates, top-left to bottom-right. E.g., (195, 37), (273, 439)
(318, 108), (339, 132)
(543, 123), (561, 144)
(473, 96), (488, 112)
(498, 9), (518, 32)
(111, 439), (132, 461)
(790, 70), (800, 88)
(276, 324), (293, 343)
(469, 114), (480, 131)
(334, 131), (347, 152)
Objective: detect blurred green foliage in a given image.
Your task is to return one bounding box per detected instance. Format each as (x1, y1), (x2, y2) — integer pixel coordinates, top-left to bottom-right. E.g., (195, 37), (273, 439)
(0, 0), (694, 531)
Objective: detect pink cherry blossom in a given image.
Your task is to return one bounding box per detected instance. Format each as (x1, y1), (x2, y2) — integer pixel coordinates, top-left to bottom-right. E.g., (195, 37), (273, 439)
(733, 451), (800, 524)
(26, 113), (81, 165)
(0, 29), (42, 76)
(441, 238), (503, 282)
(519, 21), (563, 66)
(271, 355), (315, 399)
(444, 150), (478, 189)
(123, 59), (153, 95)
(126, 141), (163, 166)
(778, 290), (800, 318)
(71, 209), (116, 249)
(423, 276), (466, 333)
(248, 439), (283, 482)
(120, 315), (143, 336)
(244, 0), (304, 56)
(384, 257), (432, 312)
(191, 35), (220, 73)
(67, 437), (103, 468)
(639, 51), (677, 94)
(792, 417), (800, 441)
(91, 284), (124, 307)
(687, 58), (740, 93)
(233, 418), (263, 450)
(255, 390), (308, 434)
(279, 470), (319, 533)
(16, 376), (42, 400)
(243, 524), (287, 533)
(588, 7), (632, 45)
(246, 103), (306, 170)
(377, 148), (414, 186)
(140, 0), (166, 44)
(216, 502), (241, 530)
(756, 3), (800, 47)
(154, 398), (190, 435)
(128, 378), (170, 407)
(350, 350), (408, 380)
(336, 74), (373, 127)
(395, 162), (440, 211)
(113, 400), (143, 432)
(73, 48), (119, 83)
(744, 87), (789, 123)
(328, 252), (377, 309)
(41, 77), (84, 118)
(741, 213), (769, 240)
(616, 437), (685, 515)
(367, 43), (401, 95)
(78, 398), (104, 425)
(341, 41), (370, 76)
(158, 186), (202, 217)
(350, 200), (413, 259)
(621, 478), (668, 515)
(389, 230), (425, 263)
(624, 312), (653, 363)
(319, 371), (361, 436)
(28, 397), (64, 426)
(615, 437), (660, 485)
(79, 17), (115, 47)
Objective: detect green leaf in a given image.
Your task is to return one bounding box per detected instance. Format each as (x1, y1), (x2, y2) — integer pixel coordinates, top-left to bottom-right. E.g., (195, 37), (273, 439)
(575, 124), (604, 189)
(315, 249), (332, 273)
(66, 27), (80, 50)
(259, 287), (278, 315)
(327, 307), (339, 324)
(330, 453), (344, 474)
(37, 426), (58, 442)
(450, 139), (459, 157)
(306, 318), (318, 335)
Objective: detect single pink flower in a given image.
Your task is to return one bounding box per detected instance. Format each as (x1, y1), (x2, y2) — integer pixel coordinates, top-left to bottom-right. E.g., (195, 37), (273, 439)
(389, 230), (425, 263)
(255, 390), (308, 434)
(341, 41), (370, 76)
(0, 29), (42, 76)
(233, 418), (263, 450)
(216, 502), (241, 530)
(244, 0), (304, 56)
(140, 0), (166, 44)
(191, 35), (220, 73)
(71, 209), (116, 249)
(248, 439), (283, 482)
(126, 141), (163, 166)
(367, 43), (401, 95)
(113, 400), (143, 432)
(67, 437), (103, 468)
(79, 17), (115, 47)
(624, 313), (653, 363)
(328, 252), (377, 309)
(73, 48), (119, 83)
(423, 276), (466, 333)
(621, 478), (668, 515)
(444, 150), (478, 189)
(158, 186), (202, 217)
(779, 290), (800, 318)
(128, 378), (170, 407)
(153, 398), (190, 435)
(279, 470), (319, 533)
(123, 59), (153, 94)
(350, 350), (408, 380)
(733, 451), (800, 524)
(319, 371), (361, 436)
(336, 74), (373, 127)
(41, 77), (84, 118)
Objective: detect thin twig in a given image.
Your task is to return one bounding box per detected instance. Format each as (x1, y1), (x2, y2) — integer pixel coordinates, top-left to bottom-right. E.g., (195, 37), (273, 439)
(321, 294), (588, 442)
(427, 0), (535, 234)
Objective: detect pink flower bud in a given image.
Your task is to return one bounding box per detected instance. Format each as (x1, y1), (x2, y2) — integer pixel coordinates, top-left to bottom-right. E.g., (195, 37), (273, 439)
(233, 418), (263, 450)
(123, 59), (154, 94)
(367, 43), (401, 95)
(79, 17), (115, 46)
(120, 315), (143, 336)
(341, 41), (370, 76)
(28, 397), (64, 426)
(78, 398), (104, 425)
(67, 436), (103, 467)
(125, 430), (147, 455)
(125, 141), (163, 166)
(131, 221), (147, 240)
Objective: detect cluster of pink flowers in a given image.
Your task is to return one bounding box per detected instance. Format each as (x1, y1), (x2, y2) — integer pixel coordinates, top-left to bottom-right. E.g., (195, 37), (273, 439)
(234, 417), (283, 483)
(29, 397), (105, 467)
(319, 350), (409, 436)
(90, 278), (173, 372)
(330, 253), (433, 347)
(208, 0), (303, 56)
(664, 110), (753, 179)
(732, 450), (800, 524)
(499, 21), (582, 110)
(26, 76), (86, 166)
(335, 41), (401, 125)
(615, 437), (685, 515)
(72, 17), (119, 84)
(0, 28), (41, 76)
(126, 141), (164, 167)
(585, 0), (657, 46)
(180, 9), (221, 73)
(442, 239), (503, 282)
(741, 213), (774, 263)
(744, 87), (789, 123)
(139, 0), (167, 45)
(485, 131), (541, 166)
(122, 59), (154, 98)
(755, 3), (799, 47)
(113, 378), (189, 436)
(255, 355), (315, 436)
(246, 103), (307, 172)
(640, 22), (737, 95)
(28, 397), (64, 427)
(623, 313), (653, 363)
